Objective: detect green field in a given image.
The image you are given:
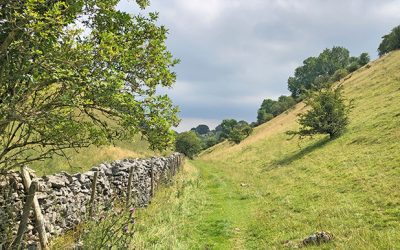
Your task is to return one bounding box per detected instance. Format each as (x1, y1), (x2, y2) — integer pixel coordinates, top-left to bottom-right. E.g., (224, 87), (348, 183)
(130, 51), (400, 249)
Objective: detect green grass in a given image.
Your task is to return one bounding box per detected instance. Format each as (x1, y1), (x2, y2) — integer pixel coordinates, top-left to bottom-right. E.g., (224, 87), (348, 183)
(128, 51), (400, 249)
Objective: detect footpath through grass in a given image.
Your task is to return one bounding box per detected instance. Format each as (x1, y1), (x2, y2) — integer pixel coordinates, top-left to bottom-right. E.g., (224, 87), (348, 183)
(131, 160), (261, 249)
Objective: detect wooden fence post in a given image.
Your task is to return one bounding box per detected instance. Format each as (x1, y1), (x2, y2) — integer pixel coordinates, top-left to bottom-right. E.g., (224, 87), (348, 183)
(126, 167), (134, 209)
(150, 167), (155, 197)
(89, 171), (99, 217)
(20, 167), (48, 250)
(13, 181), (38, 249)
(169, 158), (173, 182)
(174, 157), (177, 175)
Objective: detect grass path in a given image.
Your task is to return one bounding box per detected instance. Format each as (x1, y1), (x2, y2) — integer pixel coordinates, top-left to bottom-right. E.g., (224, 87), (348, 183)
(131, 160), (262, 249)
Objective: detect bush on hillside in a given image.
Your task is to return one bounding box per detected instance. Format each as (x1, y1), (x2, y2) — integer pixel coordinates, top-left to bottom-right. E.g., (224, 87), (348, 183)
(257, 110), (274, 124)
(346, 62), (360, 73)
(227, 121), (253, 144)
(331, 68), (349, 82)
(175, 131), (202, 159)
(256, 95), (296, 125)
(288, 87), (351, 139)
(358, 52), (370, 66)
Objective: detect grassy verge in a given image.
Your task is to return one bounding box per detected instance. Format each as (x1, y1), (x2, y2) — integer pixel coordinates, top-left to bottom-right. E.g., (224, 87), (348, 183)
(30, 139), (166, 176)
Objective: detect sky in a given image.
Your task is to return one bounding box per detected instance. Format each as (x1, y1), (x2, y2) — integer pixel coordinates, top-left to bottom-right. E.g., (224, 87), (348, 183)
(118, 0), (400, 132)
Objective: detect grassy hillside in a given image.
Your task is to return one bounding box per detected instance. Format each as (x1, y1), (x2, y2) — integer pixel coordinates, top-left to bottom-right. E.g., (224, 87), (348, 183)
(31, 138), (165, 176)
(131, 50), (400, 249)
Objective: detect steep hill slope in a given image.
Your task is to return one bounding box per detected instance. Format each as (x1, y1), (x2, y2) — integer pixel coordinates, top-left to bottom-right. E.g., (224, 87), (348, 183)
(129, 51), (400, 249)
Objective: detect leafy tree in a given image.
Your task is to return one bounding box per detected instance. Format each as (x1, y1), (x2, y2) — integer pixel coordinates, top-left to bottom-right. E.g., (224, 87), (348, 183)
(287, 46), (368, 98)
(219, 119), (238, 139)
(378, 25), (400, 56)
(227, 121), (253, 144)
(358, 52), (370, 66)
(194, 124), (210, 135)
(318, 46), (350, 75)
(331, 68), (349, 82)
(346, 62), (360, 73)
(257, 109), (274, 124)
(203, 135), (218, 148)
(175, 131), (202, 159)
(0, 0), (179, 172)
(289, 87), (351, 139)
(257, 95), (296, 124)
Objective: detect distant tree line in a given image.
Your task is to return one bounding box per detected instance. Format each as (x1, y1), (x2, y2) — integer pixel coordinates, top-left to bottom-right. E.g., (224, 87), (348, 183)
(175, 120), (253, 158)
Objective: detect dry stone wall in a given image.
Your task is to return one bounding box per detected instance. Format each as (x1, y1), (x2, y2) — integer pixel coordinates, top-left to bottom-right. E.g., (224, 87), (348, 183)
(0, 153), (184, 248)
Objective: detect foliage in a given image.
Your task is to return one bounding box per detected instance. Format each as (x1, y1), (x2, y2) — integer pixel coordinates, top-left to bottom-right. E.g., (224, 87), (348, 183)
(331, 68), (349, 82)
(219, 119), (238, 140)
(289, 87), (351, 139)
(0, 0), (179, 172)
(257, 95), (296, 125)
(175, 131), (202, 159)
(378, 25), (400, 56)
(257, 110), (274, 125)
(80, 207), (136, 249)
(191, 124), (210, 135)
(228, 121), (253, 144)
(202, 136), (217, 148)
(346, 62), (360, 73)
(218, 120), (252, 144)
(288, 46), (368, 97)
(0, 175), (17, 249)
(358, 52), (370, 66)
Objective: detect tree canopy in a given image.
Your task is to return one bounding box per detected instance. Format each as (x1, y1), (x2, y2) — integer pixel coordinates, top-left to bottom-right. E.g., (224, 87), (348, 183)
(0, 0), (179, 171)
(288, 47), (369, 98)
(257, 95), (296, 125)
(218, 119), (252, 144)
(175, 131), (202, 159)
(378, 25), (400, 56)
(191, 124), (210, 135)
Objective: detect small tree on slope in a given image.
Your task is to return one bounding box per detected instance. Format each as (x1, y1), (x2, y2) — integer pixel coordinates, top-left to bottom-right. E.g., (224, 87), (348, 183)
(175, 131), (202, 159)
(289, 87), (351, 139)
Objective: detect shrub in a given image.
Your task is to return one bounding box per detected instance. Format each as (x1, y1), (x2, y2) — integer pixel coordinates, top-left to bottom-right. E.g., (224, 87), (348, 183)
(358, 52), (370, 66)
(175, 131), (202, 159)
(257, 110), (274, 124)
(288, 87), (351, 139)
(331, 68), (349, 82)
(80, 207), (136, 249)
(346, 62), (360, 73)
(227, 121), (253, 144)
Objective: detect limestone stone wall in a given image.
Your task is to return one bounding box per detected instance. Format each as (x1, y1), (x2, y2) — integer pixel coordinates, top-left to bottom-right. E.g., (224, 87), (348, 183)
(0, 153), (184, 247)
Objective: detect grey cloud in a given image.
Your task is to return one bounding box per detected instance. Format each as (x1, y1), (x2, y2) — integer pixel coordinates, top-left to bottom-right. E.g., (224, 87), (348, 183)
(119, 0), (400, 131)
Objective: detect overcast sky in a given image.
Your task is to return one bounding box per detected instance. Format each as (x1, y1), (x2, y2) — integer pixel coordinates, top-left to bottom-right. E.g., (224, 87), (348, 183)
(118, 0), (400, 132)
